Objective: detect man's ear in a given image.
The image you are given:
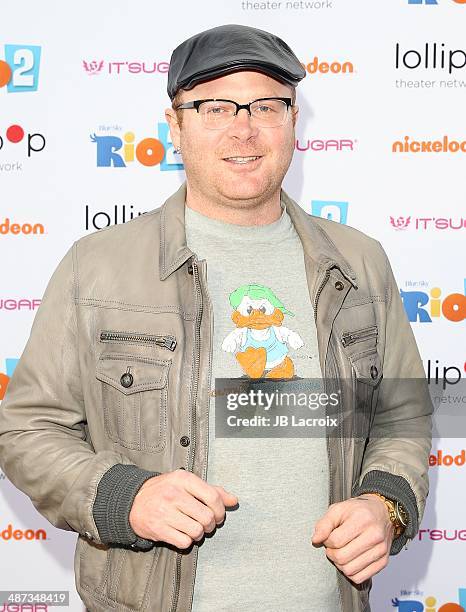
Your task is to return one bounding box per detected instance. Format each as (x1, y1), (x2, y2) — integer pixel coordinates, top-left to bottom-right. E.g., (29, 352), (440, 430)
(165, 107), (181, 148)
(291, 105), (299, 128)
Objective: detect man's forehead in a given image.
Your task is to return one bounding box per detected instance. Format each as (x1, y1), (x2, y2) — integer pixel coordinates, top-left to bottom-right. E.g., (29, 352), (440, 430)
(179, 70), (292, 100)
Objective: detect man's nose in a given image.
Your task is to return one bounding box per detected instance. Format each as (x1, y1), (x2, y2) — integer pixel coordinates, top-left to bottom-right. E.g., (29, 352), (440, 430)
(227, 108), (259, 138)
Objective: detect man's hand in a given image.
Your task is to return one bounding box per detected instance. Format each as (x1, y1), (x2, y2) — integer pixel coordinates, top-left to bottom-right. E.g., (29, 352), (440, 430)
(311, 494), (395, 584)
(129, 469), (238, 549)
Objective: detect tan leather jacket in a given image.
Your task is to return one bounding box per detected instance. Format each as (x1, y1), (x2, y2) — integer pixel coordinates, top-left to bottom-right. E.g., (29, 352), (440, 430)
(0, 181), (432, 612)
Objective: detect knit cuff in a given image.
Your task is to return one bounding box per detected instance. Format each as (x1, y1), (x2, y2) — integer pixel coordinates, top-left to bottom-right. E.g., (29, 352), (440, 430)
(352, 469), (419, 555)
(93, 464), (160, 551)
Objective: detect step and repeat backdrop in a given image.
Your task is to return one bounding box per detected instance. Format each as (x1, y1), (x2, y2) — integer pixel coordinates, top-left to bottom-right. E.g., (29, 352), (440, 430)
(1, 1), (465, 611)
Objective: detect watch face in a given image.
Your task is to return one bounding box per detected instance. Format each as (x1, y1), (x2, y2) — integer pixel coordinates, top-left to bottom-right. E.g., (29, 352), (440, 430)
(396, 501), (409, 526)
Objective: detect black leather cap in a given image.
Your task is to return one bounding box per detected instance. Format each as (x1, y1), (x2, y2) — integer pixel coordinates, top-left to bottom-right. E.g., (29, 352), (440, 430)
(167, 24), (306, 101)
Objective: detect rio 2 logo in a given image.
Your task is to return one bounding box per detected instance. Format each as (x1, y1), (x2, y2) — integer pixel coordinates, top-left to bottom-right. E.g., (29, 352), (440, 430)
(408, 0), (466, 4)
(311, 201), (348, 224)
(393, 587), (466, 610)
(0, 358), (19, 400)
(400, 281), (466, 323)
(91, 123), (182, 171)
(0, 44), (41, 93)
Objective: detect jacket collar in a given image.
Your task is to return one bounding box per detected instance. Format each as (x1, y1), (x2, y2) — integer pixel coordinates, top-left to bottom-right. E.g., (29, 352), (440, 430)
(159, 182), (193, 281)
(159, 180), (357, 286)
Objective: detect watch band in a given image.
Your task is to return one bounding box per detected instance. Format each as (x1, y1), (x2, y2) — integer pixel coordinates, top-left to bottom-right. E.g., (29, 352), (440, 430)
(366, 492), (407, 538)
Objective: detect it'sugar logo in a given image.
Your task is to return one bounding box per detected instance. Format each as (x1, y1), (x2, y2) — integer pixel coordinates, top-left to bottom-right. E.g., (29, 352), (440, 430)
(83, 60), (104, 75)
(390, 216), (411, 230)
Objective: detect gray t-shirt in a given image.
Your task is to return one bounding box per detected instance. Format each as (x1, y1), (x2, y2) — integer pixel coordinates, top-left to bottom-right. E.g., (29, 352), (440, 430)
(185, 200), (341, 612)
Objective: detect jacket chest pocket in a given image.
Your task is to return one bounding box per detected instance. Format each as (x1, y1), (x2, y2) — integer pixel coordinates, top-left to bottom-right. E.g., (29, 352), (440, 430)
(95, 353), (170, 452)
(339, 325), (383, 437)
(348, 344), (383, 440)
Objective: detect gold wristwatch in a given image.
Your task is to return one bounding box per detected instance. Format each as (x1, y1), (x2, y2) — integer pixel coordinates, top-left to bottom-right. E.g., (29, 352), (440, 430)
(367, 493), (409, 538)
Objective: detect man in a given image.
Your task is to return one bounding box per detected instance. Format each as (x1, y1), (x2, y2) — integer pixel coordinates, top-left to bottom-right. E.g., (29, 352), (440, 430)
(0, 24), (432, 612)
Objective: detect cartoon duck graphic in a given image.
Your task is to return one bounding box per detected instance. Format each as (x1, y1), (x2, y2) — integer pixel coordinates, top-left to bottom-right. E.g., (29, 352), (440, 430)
(221, 283), (304, 379)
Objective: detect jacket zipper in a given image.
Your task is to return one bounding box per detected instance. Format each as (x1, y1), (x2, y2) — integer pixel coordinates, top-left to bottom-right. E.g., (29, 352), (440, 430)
(171, 257), (203, 612)
(341, 326), (377, 348)
(190, 259), (214, 605)
(313, 270), (330, 324)
(99, 330), (177, 351)
(329, 343), (346, 503)
(314, 267), (345, 612)
(328, 342), (346, 612)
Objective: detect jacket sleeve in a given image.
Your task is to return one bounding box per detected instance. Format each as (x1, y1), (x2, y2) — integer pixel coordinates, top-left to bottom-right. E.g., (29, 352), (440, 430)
(352, 243), (433, 555)
(0, 243), (157, 548)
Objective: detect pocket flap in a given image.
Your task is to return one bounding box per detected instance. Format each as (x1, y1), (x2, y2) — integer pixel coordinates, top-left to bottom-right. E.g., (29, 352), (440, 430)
(349, 349), (382, 387)
(96, 353), (170, 395)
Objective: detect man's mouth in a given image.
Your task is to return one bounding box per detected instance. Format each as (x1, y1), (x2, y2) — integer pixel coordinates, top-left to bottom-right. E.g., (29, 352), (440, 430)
(222, 155), (263, 164)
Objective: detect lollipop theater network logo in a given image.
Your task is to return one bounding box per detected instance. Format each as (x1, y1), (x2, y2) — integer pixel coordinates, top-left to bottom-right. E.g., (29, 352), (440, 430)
(0, 44), (41, 93)
(0, 124), (46, 164)
(395, 42), (466, 74)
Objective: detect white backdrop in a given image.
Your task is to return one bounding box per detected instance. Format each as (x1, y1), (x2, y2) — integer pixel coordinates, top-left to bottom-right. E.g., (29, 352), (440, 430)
(1, 1), (465, 610)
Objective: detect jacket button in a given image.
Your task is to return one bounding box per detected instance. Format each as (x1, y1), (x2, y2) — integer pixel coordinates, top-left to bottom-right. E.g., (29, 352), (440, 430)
(180, 435), (190, 447)
(84, 531), (93, 540)
(187, 264), (193, 275)
(335, 281), (344, 291)
(120, 372), (134, 388)
(370, 365), (378, 379)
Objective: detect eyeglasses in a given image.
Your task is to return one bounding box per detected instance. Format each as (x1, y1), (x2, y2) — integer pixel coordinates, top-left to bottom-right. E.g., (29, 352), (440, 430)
(174, 97), (294, 130)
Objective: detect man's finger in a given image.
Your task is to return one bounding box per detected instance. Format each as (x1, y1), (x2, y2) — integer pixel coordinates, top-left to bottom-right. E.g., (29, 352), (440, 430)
(325, 532), (383, 568)
(158, 525), (194, 550)
(331, 541), (388, 578)
(345, 554), (389, 585)
(212, 485), (239, 510)
(312, 506), (342, 545)
(322, 519), (364, 550)
(168, 511), (206, 542)
(182, 474), (237, 523)
(175, 492), (218, 532)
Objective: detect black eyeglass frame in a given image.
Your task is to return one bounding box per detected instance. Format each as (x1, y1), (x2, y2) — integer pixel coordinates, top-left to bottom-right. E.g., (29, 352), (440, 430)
(174, 96), (294, 118)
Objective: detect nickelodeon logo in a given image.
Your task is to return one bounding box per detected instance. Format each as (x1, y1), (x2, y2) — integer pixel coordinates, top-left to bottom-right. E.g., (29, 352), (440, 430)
(0, 218), (45, 235)
(300, 57), (354, 75)
(393, 135), (466, 153)
(430, 450), (466, 466)
(0, 524), (46, 541)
